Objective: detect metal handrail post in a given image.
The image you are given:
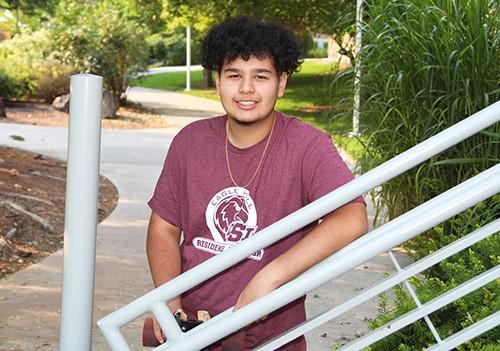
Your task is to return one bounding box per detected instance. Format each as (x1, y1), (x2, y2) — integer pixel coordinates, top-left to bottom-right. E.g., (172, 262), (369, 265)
(60, 74), (103, 351)
(388, 251), (443, 343)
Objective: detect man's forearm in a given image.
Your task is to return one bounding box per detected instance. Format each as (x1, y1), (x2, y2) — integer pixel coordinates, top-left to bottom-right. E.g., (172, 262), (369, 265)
(265, 202), (368, 287)
(146, 212), (183, 311)
(236, 202), (368, 309)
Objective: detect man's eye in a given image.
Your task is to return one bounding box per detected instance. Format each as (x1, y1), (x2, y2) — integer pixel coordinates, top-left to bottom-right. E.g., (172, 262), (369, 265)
(228, 74), (239, 79)
(256, 75), (268, 80)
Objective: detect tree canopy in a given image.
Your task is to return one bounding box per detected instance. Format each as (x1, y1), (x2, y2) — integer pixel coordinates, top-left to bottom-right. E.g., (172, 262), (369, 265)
(51, 0), (149, 100)
(162, 0), (354, 34)
(0, 0), (60, 29)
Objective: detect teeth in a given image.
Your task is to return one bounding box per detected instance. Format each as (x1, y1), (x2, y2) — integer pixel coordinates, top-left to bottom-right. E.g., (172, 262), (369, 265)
(238, 101), (256, 106)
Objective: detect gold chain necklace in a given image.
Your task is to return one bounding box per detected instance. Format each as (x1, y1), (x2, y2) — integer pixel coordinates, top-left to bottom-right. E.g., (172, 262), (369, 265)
(225, 115), (277, 188)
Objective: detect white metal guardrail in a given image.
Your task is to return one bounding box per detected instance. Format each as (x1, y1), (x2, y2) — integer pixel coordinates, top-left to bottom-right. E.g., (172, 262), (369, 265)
(152, 166), (500, 351)
(256, 219), (500, 350)
(97, 100), (500, 350)
(425, 311), (500, 351)
(339, 267), (499, 351)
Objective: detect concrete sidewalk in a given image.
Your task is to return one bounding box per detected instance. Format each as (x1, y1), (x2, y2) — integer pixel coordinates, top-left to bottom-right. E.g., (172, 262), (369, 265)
(0, 89), (410, 350)
(126, 87), (225, 127)
(0, 124), (179, 350)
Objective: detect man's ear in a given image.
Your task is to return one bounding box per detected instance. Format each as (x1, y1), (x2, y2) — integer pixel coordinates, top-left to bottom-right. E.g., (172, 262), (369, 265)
(277, 72), (288, 98)
(215, 71), (221, 96)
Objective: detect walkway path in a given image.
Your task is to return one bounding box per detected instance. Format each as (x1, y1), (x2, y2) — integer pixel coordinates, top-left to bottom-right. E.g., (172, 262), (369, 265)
(0, 88), (410, 350)
(126, 87), (225, 125)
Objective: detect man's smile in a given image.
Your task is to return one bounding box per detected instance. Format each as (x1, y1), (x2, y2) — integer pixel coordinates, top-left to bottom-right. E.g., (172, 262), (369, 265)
(235, 100), (258, 109)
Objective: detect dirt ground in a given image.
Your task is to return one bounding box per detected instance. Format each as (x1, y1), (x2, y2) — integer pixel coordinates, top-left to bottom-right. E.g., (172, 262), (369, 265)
(2, 100), (168, 129)
(0, 101), (166, 280)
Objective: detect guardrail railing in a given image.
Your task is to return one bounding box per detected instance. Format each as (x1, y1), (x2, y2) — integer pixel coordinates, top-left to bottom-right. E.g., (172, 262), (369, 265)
(256, 219), (499, 350)
(97, 101), (499, 351)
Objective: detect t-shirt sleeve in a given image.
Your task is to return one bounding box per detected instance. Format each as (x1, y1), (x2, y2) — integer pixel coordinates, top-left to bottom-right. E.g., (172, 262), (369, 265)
(148, 137), (183, 229)
(302, 133), (365, 206)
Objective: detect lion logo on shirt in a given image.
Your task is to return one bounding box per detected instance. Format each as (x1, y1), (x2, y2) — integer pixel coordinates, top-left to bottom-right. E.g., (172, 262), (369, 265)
(193, 187), (263, 260)
(214, 195), (252, 242)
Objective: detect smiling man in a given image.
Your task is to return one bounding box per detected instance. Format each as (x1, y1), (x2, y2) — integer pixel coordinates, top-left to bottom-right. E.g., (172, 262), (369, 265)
(146, 16), (368, 350)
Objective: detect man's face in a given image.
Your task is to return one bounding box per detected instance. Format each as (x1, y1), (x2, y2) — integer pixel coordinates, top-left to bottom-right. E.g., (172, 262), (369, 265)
(216, 55), (287, 125)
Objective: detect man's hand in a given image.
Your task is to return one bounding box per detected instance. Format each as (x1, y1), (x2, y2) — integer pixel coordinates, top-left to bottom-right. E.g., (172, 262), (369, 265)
(152, 318), (165, 344)
(150, 310), (209, 345)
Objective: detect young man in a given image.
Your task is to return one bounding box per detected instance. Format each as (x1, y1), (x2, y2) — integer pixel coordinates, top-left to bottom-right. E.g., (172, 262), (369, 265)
(147, 17), (368, 350)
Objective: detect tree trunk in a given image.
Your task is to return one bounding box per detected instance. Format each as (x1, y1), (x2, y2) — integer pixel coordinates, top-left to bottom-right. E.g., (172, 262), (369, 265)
(102, 91), (120, 118)
(0, 99), (6, 118)
(202, 68), (214, 89)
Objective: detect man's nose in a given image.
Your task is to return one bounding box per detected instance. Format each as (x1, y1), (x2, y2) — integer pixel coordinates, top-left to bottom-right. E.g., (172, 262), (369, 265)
(239, 76), (255, 94)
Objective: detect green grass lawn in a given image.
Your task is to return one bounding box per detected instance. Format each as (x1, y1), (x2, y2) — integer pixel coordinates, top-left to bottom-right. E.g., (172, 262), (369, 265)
(132, 70), (206, 91)
(131, 60), (364, 159)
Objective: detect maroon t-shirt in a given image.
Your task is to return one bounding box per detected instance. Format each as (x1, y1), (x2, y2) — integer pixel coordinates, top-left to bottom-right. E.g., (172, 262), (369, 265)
(149, 112), (364, 350)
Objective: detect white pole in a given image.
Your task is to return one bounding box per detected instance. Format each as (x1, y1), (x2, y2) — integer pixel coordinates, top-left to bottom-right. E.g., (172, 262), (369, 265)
(60, 74), (103, 351)
(185, 26), (191, 91)
(351, 0), (363, 137)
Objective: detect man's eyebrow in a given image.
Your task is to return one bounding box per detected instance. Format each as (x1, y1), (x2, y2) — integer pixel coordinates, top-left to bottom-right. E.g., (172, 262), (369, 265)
(222, 68), (273, 74)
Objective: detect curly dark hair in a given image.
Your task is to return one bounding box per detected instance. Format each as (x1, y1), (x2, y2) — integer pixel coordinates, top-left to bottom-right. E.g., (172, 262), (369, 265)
(201, 16), (302, 76)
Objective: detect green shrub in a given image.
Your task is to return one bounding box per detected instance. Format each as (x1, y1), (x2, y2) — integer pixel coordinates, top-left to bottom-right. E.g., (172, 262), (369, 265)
(339, 0), (500, 349)
(0, 28), (45, 98)
(146, 33), (170, 66)
(307, 47), (328, 58)
(145, 28), (202, 67)
(50, 0), (149, 107)
(0, 27), (70, 101)
(0, 67), (21, 99)
(366, 202), (500, 350)
(32, 59), (72, 102)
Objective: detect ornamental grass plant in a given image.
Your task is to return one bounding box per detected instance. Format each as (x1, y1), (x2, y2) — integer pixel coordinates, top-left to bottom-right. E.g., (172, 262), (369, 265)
(335, 0), (499, 349)
(358, 0), (499, 220)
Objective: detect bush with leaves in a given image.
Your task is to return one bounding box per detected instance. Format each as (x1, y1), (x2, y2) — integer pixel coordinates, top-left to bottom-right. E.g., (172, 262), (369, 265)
(0, 27), (71, 101)
(0, 28), (45, 99)
(365, 200), (499, 350)
(331, 0), (499, 349)
(146, 28), (202, 67)
(33, 59), (73, 102)
(50, 0), (149, 114)
(0, 66), (22, 100)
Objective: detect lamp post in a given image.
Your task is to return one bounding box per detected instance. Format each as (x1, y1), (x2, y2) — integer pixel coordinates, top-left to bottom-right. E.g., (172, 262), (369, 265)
(185, 26), (191, 91)
(351, 0), (363, 137)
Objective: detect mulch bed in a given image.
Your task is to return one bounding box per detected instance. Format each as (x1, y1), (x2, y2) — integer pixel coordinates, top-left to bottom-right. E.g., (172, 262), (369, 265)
(1, 100), (168, 129)
(0, 146), (118, 278)
(0, 100), (166, 279)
